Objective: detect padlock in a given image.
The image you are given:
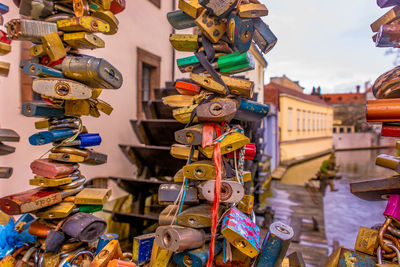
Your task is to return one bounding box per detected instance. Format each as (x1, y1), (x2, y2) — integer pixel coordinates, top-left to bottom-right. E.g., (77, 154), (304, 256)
(41, 32), (66, 61)
(371, 6), (400, 32)
(51, 147), (108, 165)
(195, 9), (225, 43)
(64, 32), (105, 50)
(367, 99), (400, 122)
(198, 132), (250, 158)
(62, 56), (123, 89)
(22, 103), (65, 118)
(167, 10), (197, 30)
(30, 158), (79, 178)
(110, 0), (125, 14)
(0, 129), (20, 142)
(199, 0), (238, 18)
(0, 3), (8, 15)
(179, 0), (204, 18)
(0, 254), (17, 266)
(159, 205), (183, 225)
(234, 98), (269, 121)
(381, 123), (400, 137)
(175, 80), (201, 95)
(170, 144), (200, 160)
(376, 154), (400, 172)
(221, 75), (254, 98)
(177, 55), (201, 73)
(28, 220), (51, 238)
(376, 24), (400, 47)
(15, 246), (37, 267)
(189, 73), (227, 94)
(226, 13), (254, 53)
(354, 227), (380, 255)
(155, 226), (206, 252)
(177, 204), (214, 228)
(173, 243), (222, 267)
(221, 207), (260, 258)
(325, 247), (383, 267)
(57, 133), (102, 148)
(107, 260), (136, 267)
(237, 194), (254, 215)
(238, 3), (268, 18)
(91, 0), (111, 10)
(64, 100), (91, 116)
(170, 34), (200, 52)
(74, 204), (103, 214)
(74, 188), (112, 205)
(287, 251), (305, 267)
(0, 61), (10, 77)
(35, 201), (76, 219)
(196, 100), (237, 122)
(183, 160), (219, 180)
(173, 104), (199, 124)
(252, 18), (278, 54)
(379, 194), (400, 258)
(92, 99), (114, 115)
(132, 233), (155, 265)
(0, 143), (15, 156)
(90, 239), (123, 267)
(0, 185), (82, 215)
(255, 221), (294, 266)
(42, 230), (66, 253)
(64, 250), (94, 267)
(0, 42), (11, 55)
(214, 52), (255, 74)
(6, 19), (58, 42)
(23, 63), (65, 78)
(29, 128), (79, 146)
(19, 0), (54, 19)
(215, 246), (252, 267)
(95, 233), (120, 256)
(149, 241), (174, 267)
(73, 0), (90, 17)
(200, 180), (244, 203)
(0, 30), (11, 44)
(0, 167), (12, 178)
(162, 95), (195, 108)
(63, 212), (107, 242)
(377, 243), (400, 266)
(372, 67), (400, 99)
(175, 124), (220, 146)
(32, 78), (93, 100)
(92, 10), (119, 35)
(35, 118), (79, 130)
(57, 16), (110, 34)
(226, 143), (256, 160)
(29, 175), (75, 187)
(158, 183), (199, 204)
(30, 44), (48, 59)
(377, 0), (400, 8)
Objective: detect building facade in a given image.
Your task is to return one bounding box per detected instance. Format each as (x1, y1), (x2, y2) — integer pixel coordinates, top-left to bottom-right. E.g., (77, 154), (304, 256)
(0, 0), (268, 196)
(265, 76), (334, 164)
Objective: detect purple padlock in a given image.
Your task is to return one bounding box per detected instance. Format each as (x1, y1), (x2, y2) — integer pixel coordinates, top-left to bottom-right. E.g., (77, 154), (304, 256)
(384, 194), (400, 222)
(377, 0), (400, 8)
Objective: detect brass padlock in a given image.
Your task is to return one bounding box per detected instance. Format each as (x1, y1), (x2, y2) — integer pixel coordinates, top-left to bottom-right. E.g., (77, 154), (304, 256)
(57, 16), (110, 34)
(91, 239), (123, 267)
(64, 32), (105, 50)
(237, 194), (254, 215)
(182, 160), (218, 180)
(149, 241), (174, 267)
(190, 73), (227, 95)
(0, 42), (11, 55)
(198, 132), (250, 158)
(35, 201), (76, 219)
(170, 144), (199, 160)
(74, 188), (112, 205)
(376, 154), (400, 172)
(179, 0), (204, 18)
(41, 32), (66, 61)
(162, 95), (195, 108)
(92, 10), (119, 35)
(169, 34), (199, 52)
(238, 3), (269, 18)
(354, 227), (379, 255)
(195, 9), (225, 43)
(30, 44), (47, 57)
(371, 6), (400, 32)
(29, 175), (75, 187)
(177, 204), (214, 228)
(91, 0), (112, 10)
(173, 104), (198, 124)
(64, 100), (91, 116)
(0, 61), (10, 77)
(73, 0), (90, 17)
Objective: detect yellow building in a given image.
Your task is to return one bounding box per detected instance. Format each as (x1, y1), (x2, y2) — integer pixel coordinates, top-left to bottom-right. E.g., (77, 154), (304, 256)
(265, 76), (333, 164)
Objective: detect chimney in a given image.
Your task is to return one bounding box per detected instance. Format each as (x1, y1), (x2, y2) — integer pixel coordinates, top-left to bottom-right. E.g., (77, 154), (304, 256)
(318, 86), (321, 95)
(312, 86), (315, 95)
(356, 85), (361, 93)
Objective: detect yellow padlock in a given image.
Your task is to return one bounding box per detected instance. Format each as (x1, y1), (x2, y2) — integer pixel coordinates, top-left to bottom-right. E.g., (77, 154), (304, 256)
(57, 16), (110, 34)
(0, 42), (11, 55)
(237, 195), (254, 215)
(92, 10), (119, 35)
(170, 144), (199, 160)
(35, 201), (76, 219)
(30, 44), (47, 57)
(169, 34), (199, 52)
(354, 227), (379, 255)
(74, 188), (112, 205)
(30, 176), (73, 187)
(162, 95), (195, 108)
(238, 3), (269, 18)
(41, 32), (66, 61)
(183, 160), (217, 180)
(199, 132), (250, 158)
(195, 9), (225, 43)
(0, 61), (11, 77)
(149, 241), (174, 267)
(63, 32), (105, 50)
(173, 104), (198, 124)
(179, 0), (204, 18)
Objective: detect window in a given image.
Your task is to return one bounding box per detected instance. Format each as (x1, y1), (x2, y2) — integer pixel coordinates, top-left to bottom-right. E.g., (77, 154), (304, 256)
(312, 112), (315, 131)
(302, 110), (306, 131)
(340, 127), (345, 133)
(338, 97), (342, 101)
(148, 0), (160, 8)
(308, 111), (311, 131)
(347, 127), (352, 133)
(333, 128), (337, 133)
(288, 108), (293, 131)
(137, 47), (161, 119)
(297, 109), (300, 131)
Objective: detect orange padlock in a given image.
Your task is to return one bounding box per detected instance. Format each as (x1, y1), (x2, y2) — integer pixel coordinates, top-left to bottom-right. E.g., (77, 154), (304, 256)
(107, 259), (136, 267)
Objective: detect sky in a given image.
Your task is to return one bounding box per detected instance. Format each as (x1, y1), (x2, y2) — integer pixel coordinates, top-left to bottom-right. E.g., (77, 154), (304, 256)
(261, 0), (396, 94)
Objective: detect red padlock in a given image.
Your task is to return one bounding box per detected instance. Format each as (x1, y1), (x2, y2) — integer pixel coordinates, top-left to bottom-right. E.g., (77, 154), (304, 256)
(110, 0), (126, 15)
(226, 143), (256, 160)
(0, 30), (10, 44)
(175, 81), (201, 95)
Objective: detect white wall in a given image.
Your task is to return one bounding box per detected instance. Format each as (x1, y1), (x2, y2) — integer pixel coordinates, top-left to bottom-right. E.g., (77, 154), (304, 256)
(0, 0), (175, 196)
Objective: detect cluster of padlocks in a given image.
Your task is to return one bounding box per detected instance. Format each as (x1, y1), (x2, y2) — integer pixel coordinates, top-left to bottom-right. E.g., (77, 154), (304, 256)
(324, 0), (400, 265)
(134, 0), (295, 266)
(0, 3), (20, 180)
(0, 0), (131, 266)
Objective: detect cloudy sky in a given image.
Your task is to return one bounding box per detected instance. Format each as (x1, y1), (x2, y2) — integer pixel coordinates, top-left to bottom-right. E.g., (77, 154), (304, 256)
(261, 0), (396, 94)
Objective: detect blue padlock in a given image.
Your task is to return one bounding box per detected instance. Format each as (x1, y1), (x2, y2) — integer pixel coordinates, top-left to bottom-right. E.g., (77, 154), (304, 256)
(253, 18), (278, 55)
(29, 128), (76, 146)
(167, 10), (196, 30)
(173, 243), (222, 267)
(77, 133), (102, 147)
(14, 213), (35, 232)
(132, 233), (155, 265)
(23, 63), (65, 78)
(0, 3), (9, 15)
(227, 13), (254, 53)
(22, 103), (65, 118)
(95, 233), (119, 256)
(234, 99), (269, 122)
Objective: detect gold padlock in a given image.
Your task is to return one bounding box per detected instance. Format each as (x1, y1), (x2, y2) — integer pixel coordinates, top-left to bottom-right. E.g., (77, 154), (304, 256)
(162, 95), (195, 108)
(174, 169), (184, 183)
(199, 132), (250, 158)
(30, 44), (47, 57)
(92, 89), (103, 99)
(90, 0), (111, 10)
(41, 253), (60, 267)
(238, 3), (269, 18)
(35, 201), (76, 219)
(41, 32), (66, 61)
(354, 227), (379, 255)
(173, 104), (198, 124)
(221, 75), (254, 98)
(92, 10), (119, 35)
(195, 9), (225, 43)
(64, 32), (105, 50)
(0, 61), (10, 77)
(0, 42), (11, 55)
(49, 152), (86, 163)
(237, 195), (254, 215)
(64, 100), (91, 116)
(190, 73), (226, 95)
(170, 144), (199, 160)
(91, 239), (123, 267)
(179, 0), (204, 18)
(57, 16), (110, 34)
(94, 99), (113, 115)
(74, 188), (112, 205)
(149, 241), (174, 267)
(30, 176), (73, 187)
(183, 160), (217, 180)
(169, 34), (199, 52)
(243, 171), (252, 183)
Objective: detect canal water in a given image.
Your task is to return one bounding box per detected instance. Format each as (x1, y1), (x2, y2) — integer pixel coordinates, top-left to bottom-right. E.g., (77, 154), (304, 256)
(281, 148), (398, 251)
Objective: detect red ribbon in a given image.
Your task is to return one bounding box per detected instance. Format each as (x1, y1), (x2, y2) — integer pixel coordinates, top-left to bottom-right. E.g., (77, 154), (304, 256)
(207, 142), (222, 267)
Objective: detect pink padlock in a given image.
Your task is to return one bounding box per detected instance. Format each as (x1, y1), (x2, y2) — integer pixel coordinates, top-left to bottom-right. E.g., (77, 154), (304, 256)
(384, 194), (400, 222)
